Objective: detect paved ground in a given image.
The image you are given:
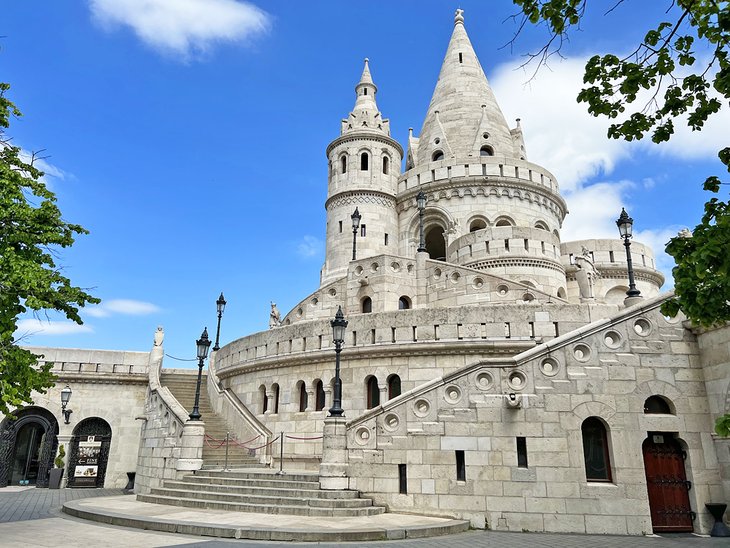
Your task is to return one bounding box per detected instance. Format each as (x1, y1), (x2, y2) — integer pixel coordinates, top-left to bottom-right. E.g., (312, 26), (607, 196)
(0, 487), (728, 547)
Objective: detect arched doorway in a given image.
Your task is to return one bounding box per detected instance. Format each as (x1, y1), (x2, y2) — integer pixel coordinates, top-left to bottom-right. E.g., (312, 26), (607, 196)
(642, 433), (694, 532)
(0, 407), (59, 488)
(67, 417), (112, 488)
(424, 225), (446, 261)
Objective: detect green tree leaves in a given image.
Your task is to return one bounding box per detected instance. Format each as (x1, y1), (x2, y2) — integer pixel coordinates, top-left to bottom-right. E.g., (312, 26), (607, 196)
(512, 0), (730, 328)
(0, 83), (100, 416)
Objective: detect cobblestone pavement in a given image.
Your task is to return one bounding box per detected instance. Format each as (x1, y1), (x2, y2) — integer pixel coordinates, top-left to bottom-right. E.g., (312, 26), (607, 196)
(1, 487), (728, 547)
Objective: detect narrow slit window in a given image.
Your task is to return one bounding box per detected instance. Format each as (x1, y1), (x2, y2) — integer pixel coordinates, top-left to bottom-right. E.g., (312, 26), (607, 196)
(529, 322), (535, 339)
(458, 52), (463, 63)
(360, 152), (369, 170)
(361, 224), (366, 237)
(341, 156), (347, 174)
(553, 322), (559, 336)
(524, 239), (529, 251)
(517, 437), (528, 468)
(609, 250), (614, 262)
(371, 329), (376, 344)
(339, 221), (343, 233)
(505, 322), (511, 338)
(505, 239), (510, 252)
(391, 327), (396, 343)
(384, 233), (389, 245)
(398, 464), (407, 494)
(456, 450), (466, 481)
(383, 156), (389, 174)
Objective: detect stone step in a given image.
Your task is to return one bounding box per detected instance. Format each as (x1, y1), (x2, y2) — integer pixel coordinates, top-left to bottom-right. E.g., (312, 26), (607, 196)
(149, 487), (374, 509)
(184, 474), (320, 490)
(163, 480), (360, 500)
(137, 494), (385, 517)
(195, 470), (320, 482)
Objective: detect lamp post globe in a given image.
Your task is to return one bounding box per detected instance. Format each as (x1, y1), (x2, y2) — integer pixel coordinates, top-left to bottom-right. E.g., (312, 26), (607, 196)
(189, 327), (211, 421)
(351, 208), (362, 261)
(60, 385), (73, 424)
(213, 292), (227, 351)
(329, 306), (348, 417)
(616, 208), (641, 298)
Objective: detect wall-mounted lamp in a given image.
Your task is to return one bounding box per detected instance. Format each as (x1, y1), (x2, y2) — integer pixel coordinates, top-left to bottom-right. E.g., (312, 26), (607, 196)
(60, 385), (73, 424)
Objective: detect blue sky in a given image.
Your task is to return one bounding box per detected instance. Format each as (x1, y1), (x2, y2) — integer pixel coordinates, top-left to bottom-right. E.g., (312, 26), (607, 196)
(5, 1), (727, 366)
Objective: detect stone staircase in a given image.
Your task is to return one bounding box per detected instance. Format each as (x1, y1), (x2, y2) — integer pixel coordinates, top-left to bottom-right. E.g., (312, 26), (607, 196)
(137, 469), (386, 517)
(160, 371), (262, 468)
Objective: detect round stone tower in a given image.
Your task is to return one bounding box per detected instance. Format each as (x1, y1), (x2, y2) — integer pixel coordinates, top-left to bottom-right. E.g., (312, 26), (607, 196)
(396, 10), (569, 297)
(321, 59), (404, 286)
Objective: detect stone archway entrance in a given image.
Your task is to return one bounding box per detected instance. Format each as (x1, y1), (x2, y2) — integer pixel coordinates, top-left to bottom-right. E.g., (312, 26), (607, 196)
(67, 417), (112, 488)
(642, 433), (694, 533)
(0, 407), (59, 488)
(424, 225), (446, 261)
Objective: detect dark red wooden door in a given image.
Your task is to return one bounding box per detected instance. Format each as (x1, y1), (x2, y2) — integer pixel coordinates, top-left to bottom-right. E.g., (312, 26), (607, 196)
(642, 434), (694, 532)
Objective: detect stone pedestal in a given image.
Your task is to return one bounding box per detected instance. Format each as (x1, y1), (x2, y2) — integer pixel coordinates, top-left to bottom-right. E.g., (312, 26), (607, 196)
(177, 420), (204, 472)
(319, 416), (349, 490)
(624, 296), (643, 308)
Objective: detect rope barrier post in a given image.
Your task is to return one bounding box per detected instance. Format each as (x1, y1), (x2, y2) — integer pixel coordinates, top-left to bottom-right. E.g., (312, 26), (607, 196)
(278, 431), (285, 475)
(224, 431), (229, 471)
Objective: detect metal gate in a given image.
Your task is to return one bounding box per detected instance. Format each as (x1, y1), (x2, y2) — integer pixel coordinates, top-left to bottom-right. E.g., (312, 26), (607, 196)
(67, 417), (112, 488)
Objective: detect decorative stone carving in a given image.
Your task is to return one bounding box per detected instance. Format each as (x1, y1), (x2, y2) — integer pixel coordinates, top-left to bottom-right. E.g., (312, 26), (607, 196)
(269, 302), (281, 329)
(574, 246), (598, 299)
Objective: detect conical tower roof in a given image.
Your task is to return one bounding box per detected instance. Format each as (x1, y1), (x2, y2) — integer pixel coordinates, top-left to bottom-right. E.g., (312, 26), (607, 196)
(340, 58), (391, 137)
(415, 9), (515, 165)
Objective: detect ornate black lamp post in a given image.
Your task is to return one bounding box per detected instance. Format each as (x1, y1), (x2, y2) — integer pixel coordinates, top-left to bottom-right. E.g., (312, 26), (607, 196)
(213, 292), (226, 351)
(417, 190), (427, 253)
(616, 208), (641, 298)
(60, 385), (72, 424)
(351, 208), (362, 261)
(189, 327), (211, 421)
(329, 306), (348, 417)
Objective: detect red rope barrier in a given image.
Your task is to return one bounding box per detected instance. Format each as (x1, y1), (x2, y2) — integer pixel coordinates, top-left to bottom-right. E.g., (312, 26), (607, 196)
(245, 435), (281, 451)
(285, 434), (324, 440)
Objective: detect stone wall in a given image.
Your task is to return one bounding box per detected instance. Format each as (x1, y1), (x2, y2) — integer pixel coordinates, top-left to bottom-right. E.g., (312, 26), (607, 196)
(23, 346), (149, 488)
(342, 296), (724, 535)
(134, 340), (203, 493)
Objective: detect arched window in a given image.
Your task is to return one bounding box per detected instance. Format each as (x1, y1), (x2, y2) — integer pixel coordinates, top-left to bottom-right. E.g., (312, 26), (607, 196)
(298, 381), (308, 412)
(360, 152), (369, 170)
(383, 156), (389, 175)
(432, 150), (444, 161)
(260, 385), (268, 414)
(366, 376), (380, 409)
(314, 380), (325, 411)
(469, 219), (487, 232)
(387, 375), (401, 400)
(644, 395), (673, 414)
(581, 417), (612, 482)
(362, 296), (372, 313)
(424, 225), (446, 261)
(534, 221), (549, 230)
(271, 383), (280, 414)
(398, 296), (411, 310)
(341, 155), (347, 174)
(480, 145), (494, 156)
(495, 217), (513, 227)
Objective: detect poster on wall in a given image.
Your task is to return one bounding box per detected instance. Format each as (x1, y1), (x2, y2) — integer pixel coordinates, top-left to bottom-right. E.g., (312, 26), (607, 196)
(74, 436), (102, 487)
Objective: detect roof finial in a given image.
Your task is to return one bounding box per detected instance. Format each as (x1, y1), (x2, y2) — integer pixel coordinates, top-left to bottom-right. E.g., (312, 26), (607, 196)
(455, 8), (464, 26)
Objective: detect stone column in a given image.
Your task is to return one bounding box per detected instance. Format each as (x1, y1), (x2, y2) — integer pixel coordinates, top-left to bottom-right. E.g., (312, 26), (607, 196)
(56, 434), (73, 488)
(176, 420), (204, 472)
(319, 416), (349, 490)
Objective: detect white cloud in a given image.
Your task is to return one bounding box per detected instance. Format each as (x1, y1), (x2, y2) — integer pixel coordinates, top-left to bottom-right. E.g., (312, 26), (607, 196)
(88, 0), (270, 58)
(491, 57), (631, 191)
(16, 319), (93, 337)
(634, 227), (680, 287)
(560, 180), (634, 241)
(297, 235), (323, 258)
(85, 299), (161, 318)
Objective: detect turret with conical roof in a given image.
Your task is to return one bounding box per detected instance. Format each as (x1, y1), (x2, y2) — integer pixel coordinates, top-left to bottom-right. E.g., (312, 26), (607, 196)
(397, 10), (569, 297)
(411, 9), (522, 166)
(321, 59), (403, 286)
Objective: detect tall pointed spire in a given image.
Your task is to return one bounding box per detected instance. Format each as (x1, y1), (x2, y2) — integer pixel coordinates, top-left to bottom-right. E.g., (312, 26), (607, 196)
(414, 10), (514, 165)
(341, 58), (390, 136)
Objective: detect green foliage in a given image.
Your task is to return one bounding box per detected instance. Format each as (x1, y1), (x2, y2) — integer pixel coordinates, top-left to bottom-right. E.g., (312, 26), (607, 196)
(512, 0), (730, 327)
(54, 444), (65, 468)
(715, 414), (730, 437)
(0, 82), (100, 416)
